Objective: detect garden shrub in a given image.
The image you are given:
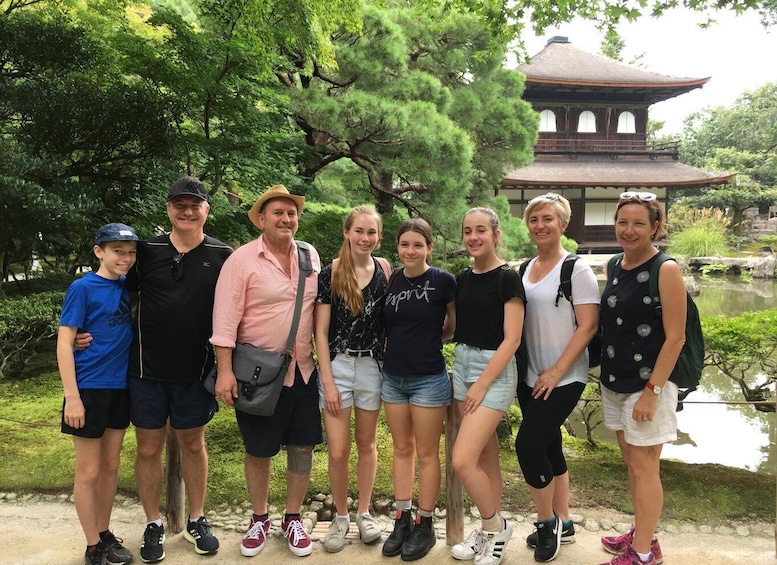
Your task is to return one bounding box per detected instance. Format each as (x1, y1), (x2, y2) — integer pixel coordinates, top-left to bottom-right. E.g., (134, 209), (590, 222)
(668, 225), (728, 257)
(0, 291), (63, 378)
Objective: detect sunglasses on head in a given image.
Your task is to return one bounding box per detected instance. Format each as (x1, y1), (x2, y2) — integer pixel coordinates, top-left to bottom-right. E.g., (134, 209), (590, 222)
(171, 252), (185, 281)
(529, 192), (562, 204)
(619, 191), (657, 202)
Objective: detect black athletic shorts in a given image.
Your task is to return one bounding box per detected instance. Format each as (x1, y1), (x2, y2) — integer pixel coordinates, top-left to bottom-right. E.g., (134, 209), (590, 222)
(61, 389), (130, 438)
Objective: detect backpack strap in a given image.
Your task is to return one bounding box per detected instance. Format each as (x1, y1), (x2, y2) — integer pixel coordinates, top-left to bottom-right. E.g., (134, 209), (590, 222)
(648, 251), (673, 314)
(377, 257), (392, 282)
(556, 254), (580, 307)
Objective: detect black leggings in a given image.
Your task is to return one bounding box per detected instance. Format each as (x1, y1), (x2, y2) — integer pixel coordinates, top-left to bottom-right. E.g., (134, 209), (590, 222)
(515, 381), (586, 489)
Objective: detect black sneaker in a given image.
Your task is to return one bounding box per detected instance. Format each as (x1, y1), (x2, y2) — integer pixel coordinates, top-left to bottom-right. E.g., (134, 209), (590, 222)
(140, 523), (165, 563)
(526, 519), (575, 548)
(184, 516), (220, 555)
(85, 544), (106, 565)
(101, 532), (134, 565)
(533, 517), (563, 562)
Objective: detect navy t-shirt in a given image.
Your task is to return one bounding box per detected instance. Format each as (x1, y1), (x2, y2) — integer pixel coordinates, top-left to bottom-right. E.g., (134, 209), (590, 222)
(454, 265), (525, 350)
(383, 267), (457, 377)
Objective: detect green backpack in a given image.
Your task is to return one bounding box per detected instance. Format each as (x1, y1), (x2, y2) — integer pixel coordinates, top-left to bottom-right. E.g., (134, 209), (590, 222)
(608, 252), (705, 405)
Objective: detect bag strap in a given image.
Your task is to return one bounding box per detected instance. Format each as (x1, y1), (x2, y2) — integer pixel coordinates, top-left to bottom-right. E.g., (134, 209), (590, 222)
(648, 251), (673, 315)
(556, 254), (579, 307)
(284, 242), (313, 355)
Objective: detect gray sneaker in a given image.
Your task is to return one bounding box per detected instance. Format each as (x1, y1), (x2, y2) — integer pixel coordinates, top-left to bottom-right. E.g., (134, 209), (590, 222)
(356, 513), (382, 544)
(323, 518), (350, 553)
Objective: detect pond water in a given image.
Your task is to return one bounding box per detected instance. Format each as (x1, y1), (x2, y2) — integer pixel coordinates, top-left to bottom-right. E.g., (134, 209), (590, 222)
(569, 276), (777, 473)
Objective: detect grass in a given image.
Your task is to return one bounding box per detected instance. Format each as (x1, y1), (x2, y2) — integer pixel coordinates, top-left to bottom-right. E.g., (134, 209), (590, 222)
(0, 366), (774, 528)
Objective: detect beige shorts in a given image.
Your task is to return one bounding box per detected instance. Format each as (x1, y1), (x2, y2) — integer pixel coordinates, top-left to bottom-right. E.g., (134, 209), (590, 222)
(601, 381), (678, 446)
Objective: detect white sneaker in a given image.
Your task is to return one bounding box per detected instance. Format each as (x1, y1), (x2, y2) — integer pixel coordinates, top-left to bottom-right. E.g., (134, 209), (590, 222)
(474, 519), (513, 565)
(356, 513), (382, 544)
(452, 527), (484, 560)
(323, 518), (350, 553)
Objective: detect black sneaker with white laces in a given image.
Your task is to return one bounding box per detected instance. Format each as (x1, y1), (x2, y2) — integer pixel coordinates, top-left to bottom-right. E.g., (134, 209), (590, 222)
(184, 516), (220, 555)
(140, 523), (165, 563)
(101, 531), (134, 564)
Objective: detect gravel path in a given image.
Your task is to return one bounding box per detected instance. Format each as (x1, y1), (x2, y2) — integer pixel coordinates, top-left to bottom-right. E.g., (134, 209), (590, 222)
(1, 493), (774, 565)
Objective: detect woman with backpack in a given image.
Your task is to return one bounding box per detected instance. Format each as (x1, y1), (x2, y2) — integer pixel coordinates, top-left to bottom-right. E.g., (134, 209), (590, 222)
(516, 193), (600, 563)
(314, 206), (392, 553)
(597, 192), (686, 565)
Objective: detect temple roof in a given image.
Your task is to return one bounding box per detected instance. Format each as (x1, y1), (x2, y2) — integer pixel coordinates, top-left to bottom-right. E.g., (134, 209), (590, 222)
(518, 37), (709, 104)
(502, 156), (735, 189)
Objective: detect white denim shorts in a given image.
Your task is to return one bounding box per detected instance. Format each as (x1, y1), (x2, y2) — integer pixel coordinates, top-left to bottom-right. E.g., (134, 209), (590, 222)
(318, 353), (383, 411)
(452, 343), (517, 413)
(601, 380), (678, 446)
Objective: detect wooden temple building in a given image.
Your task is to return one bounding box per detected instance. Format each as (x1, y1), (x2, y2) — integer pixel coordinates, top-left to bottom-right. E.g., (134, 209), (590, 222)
(499, 36), (735, 252)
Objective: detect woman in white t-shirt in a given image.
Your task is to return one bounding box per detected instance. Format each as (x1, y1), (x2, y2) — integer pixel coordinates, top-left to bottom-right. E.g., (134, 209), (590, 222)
(517, 193), (599, 563)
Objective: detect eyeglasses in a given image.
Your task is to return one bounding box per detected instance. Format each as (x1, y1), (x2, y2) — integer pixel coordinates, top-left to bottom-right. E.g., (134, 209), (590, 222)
(171, 252), (185, 281)
(529, 192), (562, 204)
(619, 191), (657, 202)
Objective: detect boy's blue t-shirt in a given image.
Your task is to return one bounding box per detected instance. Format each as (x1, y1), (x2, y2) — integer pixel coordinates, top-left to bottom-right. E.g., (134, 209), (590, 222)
(59, 272), (133, 389)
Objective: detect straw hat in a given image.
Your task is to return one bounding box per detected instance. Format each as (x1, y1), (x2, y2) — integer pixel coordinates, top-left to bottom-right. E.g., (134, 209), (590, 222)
(247, 185), (305, 229)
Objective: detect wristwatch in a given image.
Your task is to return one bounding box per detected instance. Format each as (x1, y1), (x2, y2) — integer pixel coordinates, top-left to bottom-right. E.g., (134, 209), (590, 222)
(646, 382), (662, 395)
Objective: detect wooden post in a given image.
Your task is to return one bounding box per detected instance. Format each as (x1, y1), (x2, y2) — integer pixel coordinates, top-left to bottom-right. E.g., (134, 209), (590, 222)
(164, 424), (185, 534)
(445, 380), (464, 546)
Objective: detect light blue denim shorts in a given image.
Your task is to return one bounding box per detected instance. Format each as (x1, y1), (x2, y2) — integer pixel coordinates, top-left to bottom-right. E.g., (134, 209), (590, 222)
(452, 343), (517, 413)
(318, 354), (383, 411)
(381, 368), (452, 408)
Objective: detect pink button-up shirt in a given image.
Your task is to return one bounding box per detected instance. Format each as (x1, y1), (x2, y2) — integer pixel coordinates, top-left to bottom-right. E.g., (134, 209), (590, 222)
(210, 235), (320, 386)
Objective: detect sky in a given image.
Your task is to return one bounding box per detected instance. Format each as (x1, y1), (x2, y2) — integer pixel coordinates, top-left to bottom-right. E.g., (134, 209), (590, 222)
(521, 8), (777, 135)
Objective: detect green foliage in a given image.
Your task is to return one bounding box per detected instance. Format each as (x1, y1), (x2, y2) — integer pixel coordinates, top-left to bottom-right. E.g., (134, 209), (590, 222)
(0, 292), (63, 378)
(702, 309), (777, 411)
(667, 226), (728, 258)
(680, 83), (777, 235)
(667, 204), (730, 234)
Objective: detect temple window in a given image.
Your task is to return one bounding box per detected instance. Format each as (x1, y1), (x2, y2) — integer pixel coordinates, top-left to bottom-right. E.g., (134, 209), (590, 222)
(539, 109), (557, 132)
(617, 111), (636, 133)
(578, 110), (596, 133)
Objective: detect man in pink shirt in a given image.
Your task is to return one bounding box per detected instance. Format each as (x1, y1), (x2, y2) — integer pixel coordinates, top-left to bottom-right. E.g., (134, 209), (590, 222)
(210, 184), (321, 558)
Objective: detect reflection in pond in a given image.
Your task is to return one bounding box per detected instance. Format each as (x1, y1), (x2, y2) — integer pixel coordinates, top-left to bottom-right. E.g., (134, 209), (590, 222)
(578, 276), (777, 473)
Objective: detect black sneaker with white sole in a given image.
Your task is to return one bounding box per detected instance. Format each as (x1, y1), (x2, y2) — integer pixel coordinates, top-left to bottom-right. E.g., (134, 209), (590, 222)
(101, 532), (134, 564)
(140, 523), (165, 563)
(526, 519), (575, 548)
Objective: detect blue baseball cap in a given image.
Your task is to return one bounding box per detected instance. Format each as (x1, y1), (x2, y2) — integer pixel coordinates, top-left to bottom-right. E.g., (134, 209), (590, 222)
(95, 223), (139, 245)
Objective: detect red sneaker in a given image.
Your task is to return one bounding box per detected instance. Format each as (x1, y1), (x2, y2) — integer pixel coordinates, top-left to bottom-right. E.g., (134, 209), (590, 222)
(241, 515), (271, 557)
(281, 516), (313, 557)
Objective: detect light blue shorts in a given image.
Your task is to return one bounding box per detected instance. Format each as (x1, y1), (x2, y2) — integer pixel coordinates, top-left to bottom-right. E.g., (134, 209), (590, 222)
(452, 343), (517, 413)
(381, 369), (452, 408)
(318, 353), (383, 411)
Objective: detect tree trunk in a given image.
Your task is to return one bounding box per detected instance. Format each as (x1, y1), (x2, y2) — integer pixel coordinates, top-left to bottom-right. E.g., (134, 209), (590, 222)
(165, 425), (185, 534)
(375, 170), (394, 215)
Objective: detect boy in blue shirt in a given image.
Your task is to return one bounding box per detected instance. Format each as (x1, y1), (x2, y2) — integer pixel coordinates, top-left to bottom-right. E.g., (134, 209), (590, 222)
(58, 223), (139, 565)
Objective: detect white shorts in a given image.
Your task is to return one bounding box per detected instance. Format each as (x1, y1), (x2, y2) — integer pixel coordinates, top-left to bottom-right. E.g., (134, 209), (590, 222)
(318, 353), (383, 411)
(601, 381), (678, 447)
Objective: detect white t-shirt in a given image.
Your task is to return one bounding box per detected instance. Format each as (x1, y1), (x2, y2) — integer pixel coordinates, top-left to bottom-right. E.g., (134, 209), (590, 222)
(521, 254), (600, 388)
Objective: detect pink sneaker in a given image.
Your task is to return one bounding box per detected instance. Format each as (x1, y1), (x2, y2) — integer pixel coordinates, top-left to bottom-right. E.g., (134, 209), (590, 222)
(601, 526), (663, 564)
(599, 545), (656, 565)
(281, 517), (313, 556)
(241, 515), (271, 557)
